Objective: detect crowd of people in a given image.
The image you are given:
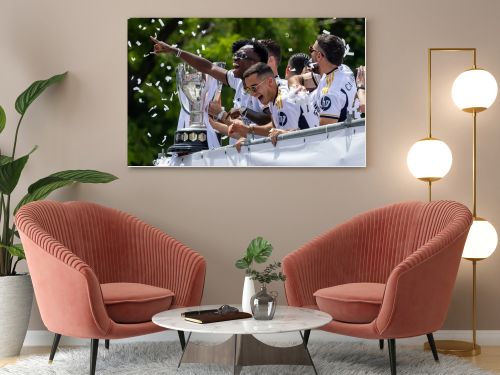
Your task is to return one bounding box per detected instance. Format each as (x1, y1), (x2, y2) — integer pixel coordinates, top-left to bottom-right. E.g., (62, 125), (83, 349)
(150, 33), (366, 151)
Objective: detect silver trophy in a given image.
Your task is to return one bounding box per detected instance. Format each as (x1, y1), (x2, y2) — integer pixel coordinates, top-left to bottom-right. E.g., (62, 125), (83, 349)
(167, 63), (208, 155)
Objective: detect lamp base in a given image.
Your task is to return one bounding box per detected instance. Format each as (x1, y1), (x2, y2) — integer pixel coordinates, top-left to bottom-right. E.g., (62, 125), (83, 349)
(424, 340), (481, 357)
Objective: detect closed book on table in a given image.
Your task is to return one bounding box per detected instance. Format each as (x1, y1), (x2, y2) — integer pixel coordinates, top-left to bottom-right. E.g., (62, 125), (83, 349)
(183, 311), (252, 324)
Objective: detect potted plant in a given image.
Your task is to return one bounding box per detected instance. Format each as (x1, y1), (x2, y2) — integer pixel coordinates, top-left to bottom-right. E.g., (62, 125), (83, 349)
(0, 72), (118, 358)
(235, 237), (286, 318)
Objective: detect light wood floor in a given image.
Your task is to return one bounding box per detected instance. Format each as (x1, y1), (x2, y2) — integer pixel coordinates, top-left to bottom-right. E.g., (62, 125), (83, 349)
(2, 345), (500, 372)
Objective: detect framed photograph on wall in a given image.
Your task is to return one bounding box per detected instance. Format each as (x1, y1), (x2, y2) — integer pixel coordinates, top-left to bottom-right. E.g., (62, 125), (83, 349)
(128, 18), (366, 167)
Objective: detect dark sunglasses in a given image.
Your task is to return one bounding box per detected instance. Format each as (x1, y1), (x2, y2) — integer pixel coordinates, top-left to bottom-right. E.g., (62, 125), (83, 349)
(233, 50), (254, 61)
(308, 45), (322, 56)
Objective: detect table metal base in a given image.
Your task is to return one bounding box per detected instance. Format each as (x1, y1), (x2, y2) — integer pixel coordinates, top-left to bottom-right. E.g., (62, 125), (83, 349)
(178, 331), (317, 374)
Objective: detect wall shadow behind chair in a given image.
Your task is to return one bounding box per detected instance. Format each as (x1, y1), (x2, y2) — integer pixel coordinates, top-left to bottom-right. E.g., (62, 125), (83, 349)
(283, 200), (472, 375)
(15, 200), (206, 375)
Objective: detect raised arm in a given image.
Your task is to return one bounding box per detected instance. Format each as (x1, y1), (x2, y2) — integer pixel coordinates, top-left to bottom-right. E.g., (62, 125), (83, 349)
(150, 37), (228, 84)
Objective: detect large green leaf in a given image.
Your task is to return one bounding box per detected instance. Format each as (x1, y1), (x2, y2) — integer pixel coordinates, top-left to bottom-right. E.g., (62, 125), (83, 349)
(0, 105), (5, 134)
(0, 147), (37, 194)
(14, 169), (118, 214)
(246, 237), (273, 264)
(1, 244), (25, 260)
(15, 72), (68, 115)
(0, 155), (13, 166)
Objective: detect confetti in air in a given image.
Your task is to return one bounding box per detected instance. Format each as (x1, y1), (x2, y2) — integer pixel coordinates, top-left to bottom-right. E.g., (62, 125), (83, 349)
(130, 75), (134, 81)
(137, 78), (142, 84)
(147, 132), (152, 137)
(221, 136), (228, 140)
(172, 44), (178, 48)
(165, 76), (172, 82)
(161, 97), (167, 101)
(285, 33), (290, 38)
(155, 28), (160, 32)
(288, 48), (293, 52)
(179, 30), (185, 35)
(163, 105), (169, 111)
(197, 24), (201, 29)
(138, 24), (142, 29)
(131, 57), (136, 61)
(133, 87), (144, 93)
(136, 41), (141, 46)
(128, 41), (132, 48)
(148, 105), (157, 112)
(151, 19), (155, 23)
(167, 66), (172, 70)
(161, 135), (167, 142)
(160, 63), (165, 67)
(196, 49), (201, 55)
(191, 31), (196, 37)
(142, 26), (147, 31)
(151, 113), (158, 118)
(158, 86), (163, 93)
(158, 19), (165, 27)
(146, 82), (153, 87)
(169, 93), (174, 101)
(201, 30), (207, 35)
(322, 30), (331, 35)
(138, 98), (144, 103)
(155, 81), (160, 86)
(202, 44), (206, 51)
(178, 20), (183, 25)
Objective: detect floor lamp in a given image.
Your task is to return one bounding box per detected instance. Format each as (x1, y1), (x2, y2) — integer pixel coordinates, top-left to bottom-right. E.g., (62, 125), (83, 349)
(407, 48), (498, 357)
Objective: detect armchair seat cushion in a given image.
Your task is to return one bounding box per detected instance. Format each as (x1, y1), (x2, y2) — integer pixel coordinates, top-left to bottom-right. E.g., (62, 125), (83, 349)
(314, 283), (385, 324)
(102, 283), (174, 324)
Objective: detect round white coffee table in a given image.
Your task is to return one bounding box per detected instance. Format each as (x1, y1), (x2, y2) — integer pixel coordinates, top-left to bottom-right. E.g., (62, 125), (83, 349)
(153, 305), (331, 375)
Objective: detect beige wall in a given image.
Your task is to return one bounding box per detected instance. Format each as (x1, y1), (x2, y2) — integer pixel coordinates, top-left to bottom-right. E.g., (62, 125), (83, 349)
(1, 0), (499, 331)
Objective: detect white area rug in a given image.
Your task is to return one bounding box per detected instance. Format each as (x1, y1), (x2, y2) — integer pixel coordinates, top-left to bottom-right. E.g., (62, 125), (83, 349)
(0, 341), (494, 374)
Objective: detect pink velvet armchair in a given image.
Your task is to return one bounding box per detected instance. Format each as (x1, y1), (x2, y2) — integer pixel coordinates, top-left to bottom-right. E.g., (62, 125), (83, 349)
(15, 200), (206, 375)
(283, 200), (472, 375)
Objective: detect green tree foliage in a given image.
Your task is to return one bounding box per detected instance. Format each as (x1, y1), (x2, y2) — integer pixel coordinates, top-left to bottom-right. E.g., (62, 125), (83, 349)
(127, 18), (365, 166)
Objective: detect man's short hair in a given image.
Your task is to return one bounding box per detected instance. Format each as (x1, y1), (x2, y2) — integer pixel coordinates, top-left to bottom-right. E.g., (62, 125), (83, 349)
(259, 39), (281, 65)
(243, 62), (274, 80)
(287, 53), (309, 74)
(232, 39), (252, 53)
(316, 34), (345, 66)
(234, 40), (268, 63)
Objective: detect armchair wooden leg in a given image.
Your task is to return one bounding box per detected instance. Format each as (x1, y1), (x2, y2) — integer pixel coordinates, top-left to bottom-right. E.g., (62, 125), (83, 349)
(48, 333), (62, 363)
(379, 339), (384, 350)
(90, 339), (99, 375)
(388, 339), (396, 375)
(177, 330), (186, 350)
(303, 329), (311, 347)
(105, 339), (110, 350)
(426, 333), (439, 361)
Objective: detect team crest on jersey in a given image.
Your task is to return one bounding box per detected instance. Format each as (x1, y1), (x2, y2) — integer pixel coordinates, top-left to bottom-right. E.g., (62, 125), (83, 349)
(320, 96), (332, 111)
(278, 111), (288, 127)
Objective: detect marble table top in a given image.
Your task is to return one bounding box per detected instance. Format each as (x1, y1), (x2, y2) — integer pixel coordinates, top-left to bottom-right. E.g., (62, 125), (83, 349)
(152, 305), (332, 335)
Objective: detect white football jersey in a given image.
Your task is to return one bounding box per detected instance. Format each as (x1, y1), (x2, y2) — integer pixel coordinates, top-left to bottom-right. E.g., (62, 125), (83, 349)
(226, 70), (264, 125)
(269, 84), (318, 130)
(311, 64), (356, 123)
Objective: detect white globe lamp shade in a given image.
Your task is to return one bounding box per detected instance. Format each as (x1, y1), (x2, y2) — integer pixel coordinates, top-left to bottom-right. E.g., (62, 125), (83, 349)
(452, 69), (498, 112)
(462, 218), (498, 259)
(407, 138), (453, 181)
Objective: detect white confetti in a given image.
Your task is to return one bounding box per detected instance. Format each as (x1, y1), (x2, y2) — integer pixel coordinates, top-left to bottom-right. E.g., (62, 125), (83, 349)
(153, 33), (157, 39)
(161, 135), (167, 142)
(288, 48), (293, 52)
(148, 105), (157, 112)
(133, 86), (140, 91)
(165, 76), (172, 82)
(172, 44), (178, 48)
(155, 80), (160, 86)
(191, 31), (196, 37)
(155, 28), (160, 32)
(130, 75), (134, 81)
(128, 41), (132, 48)
(138, 98), (144, 103)
(131, 57), (136, 61)
(285, 33), (290, 38)
(158, 19), (165, 27)
(179, 30), (185, 34)
(143, 53), (151, 57)
(142, 26), (147, 30)
(169, 93), (174, 101)
(196, 49), (201, 54)
(197, 24), (201, 29)
(138, 24), (142, 29)
(160, 63), (165, 67)
(221, 136), (228, 140)
(202, 44), (206, 51)
(322, 29), (331, 35)
(201, 30), (207, 35)
(136, 41), (141, 46)
(178, 20), (183, 25)
(147, 132), (152, 137)
(146, 82), (153, 86)
(167, 65), (172, 70)
(163, 105), (169, 111)
(137, 78), (142, 84)
(151, 113), (158, 118)
(151, 19), (155, 23)
(158, 86), (163, 93)
(161, 97), (167, 101)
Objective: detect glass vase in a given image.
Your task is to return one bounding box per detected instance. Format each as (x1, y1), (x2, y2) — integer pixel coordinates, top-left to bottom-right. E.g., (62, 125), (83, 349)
(250, 285), (277, 320)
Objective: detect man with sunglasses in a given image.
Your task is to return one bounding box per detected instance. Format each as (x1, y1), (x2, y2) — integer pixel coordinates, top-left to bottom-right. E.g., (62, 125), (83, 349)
(289, 34), (356, 126)
(150, 37), (271, 133)
(228, 63), (319, 148)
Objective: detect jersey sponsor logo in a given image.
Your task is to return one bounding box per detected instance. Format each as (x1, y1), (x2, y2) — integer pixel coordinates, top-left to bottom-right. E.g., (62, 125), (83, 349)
(320, 96), (332, 111)
(313, 102), (321, 117)
(278, 111), (288, 127)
